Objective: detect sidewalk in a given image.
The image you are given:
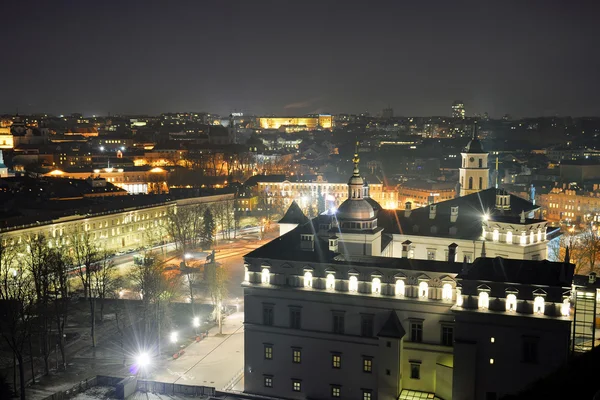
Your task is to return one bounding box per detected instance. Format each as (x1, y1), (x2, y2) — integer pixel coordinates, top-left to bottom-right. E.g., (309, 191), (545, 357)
(151, 312), (245, 389)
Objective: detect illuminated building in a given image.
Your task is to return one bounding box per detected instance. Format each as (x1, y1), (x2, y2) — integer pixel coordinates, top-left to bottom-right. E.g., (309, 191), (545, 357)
(539, 187), (600, 224)
(398, 181), (456, 208)
(459, 123), (489, 196)
(243, 156), (573, 400)
(0, 126), (14, 149)
(451, 101), (465, 119)
(258, 115), (333, 131)
(44, 166), (169, 194)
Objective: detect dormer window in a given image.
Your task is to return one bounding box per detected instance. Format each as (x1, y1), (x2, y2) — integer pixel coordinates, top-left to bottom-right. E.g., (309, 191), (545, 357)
(371, 278), (381, 294)
(261, 268), (271, 285)
(418, 281), (429, 298)
(478, 291), (489, 310)
(326, 273), (335, 290)
(349, 276), (359, 293)
(506, 294), (517, 311)
(442, 283), (453, 301)
(395, 279), (405, 296)
(492, 229), (499, 242)
(534, 296), (545, 315)
(303, 271), (313, 288)
(456, 287), (463, 307)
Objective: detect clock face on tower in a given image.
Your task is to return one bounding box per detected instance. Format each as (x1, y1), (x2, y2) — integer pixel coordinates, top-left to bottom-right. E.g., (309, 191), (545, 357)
(469, 157), (475, 162)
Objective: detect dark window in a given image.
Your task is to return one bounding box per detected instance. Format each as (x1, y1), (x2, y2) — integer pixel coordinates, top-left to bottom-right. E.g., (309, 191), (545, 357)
(468, 177), (473, 189)
(479, 176), (483, 189)
(264, 344), (273, 359)
(410, 363), (421, 379)
(290, 308), (301, 329)
(332, 354), (341, 368)
(386, 341), (391, 348)
(441, 326), (454, 346)
(361, 314), (374, 337)
(333, 313), (345, 334)
(264, 376), (273, 388)
(263, 305), (274, 326)
(410, 321), (423, 342)
(522, 337), (539, 364)
(479, 158), (483, 168)
(331, 386), (341, 398)
(362, 389), (372, 400)
(292, 380), (301, 392)
(292, 348), (301, 364)
(363, 357), (373, 373)
(386, 369), (391, 376)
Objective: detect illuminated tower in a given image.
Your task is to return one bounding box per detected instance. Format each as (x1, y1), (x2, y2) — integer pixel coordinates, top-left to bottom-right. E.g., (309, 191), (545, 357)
(459, 122), (489, 196)
(452, 101), (465, 119)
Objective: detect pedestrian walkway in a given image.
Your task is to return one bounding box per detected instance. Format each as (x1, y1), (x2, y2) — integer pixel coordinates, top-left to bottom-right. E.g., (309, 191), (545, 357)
(152, 312), (244, 389)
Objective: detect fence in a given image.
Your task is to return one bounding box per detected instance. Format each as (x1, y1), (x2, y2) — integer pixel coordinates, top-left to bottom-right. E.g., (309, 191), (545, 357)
(40, 376), (98, 400)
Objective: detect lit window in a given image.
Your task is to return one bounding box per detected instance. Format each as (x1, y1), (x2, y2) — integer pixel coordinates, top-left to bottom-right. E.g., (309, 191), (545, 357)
(490, 337), (495, 343)
(261, 268), (270, 284)
(293, 349), (301, 363)
(506, 294), (517, 311)
(489, 358), (494, 365)
(478, 292), (489, 310)
(304, 271), (313, 288)
(534, 296), (545, 315)
(264, 376), (273, 388)
(362, 389), (372, 400)
(537, 229), (542, 242)
(264, 344), (273, 359)
(520, 232), (527, 245)
(530, 231), (534, 243)
(419, 281), (429, 298)
(349, 276), (358, 292)
(326, 273), (335, 290)
(442, 283), (453, 301)
(492, 229), (499, 242)
(371, 277), (381, 294)
(395, 279), (405, 296)
(363, 357), (373, 373)
(292, 380), (301, 392)
(561, 298), (570, 317)
(456, 287), (463, 306)
(332, 354), (341, 368)
(331, 386), (341, 398)
(506, 231), (513, 244)
(244, 266), (249, 283)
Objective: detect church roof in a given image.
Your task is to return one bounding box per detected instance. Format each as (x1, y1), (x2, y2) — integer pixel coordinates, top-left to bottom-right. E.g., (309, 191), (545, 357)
(377, 188), (540, 240)
(377, 311), (406, 339)
(278, 201), (309, 225)
(464, 137), (484, 153)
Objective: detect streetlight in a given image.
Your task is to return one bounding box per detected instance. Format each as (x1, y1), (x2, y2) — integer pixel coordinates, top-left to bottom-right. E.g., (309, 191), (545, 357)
(170, 331), (178, 343)
(193, 317), (200, 328)
(136, 352), (151, 368)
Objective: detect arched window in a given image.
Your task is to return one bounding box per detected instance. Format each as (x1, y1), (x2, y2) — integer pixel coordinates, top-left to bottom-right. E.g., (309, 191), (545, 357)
(537, 229), (542, 242)
(349, 276), (358, 292)
(530, 231), (534, 243)
(395, 279), (405, 296)
(478, 292), (489, 309)
(442, 283), (453, 301)
(244, 266), (249, 283)
(326, 273), (335, 290)
(478, 158), (483, 168)
(261, 268), (270, 284)
(419, 281), (429, 298)
(506, 294), (517, 311)
(560, 298), (570, 317)
(371, 277), (381, 294)
(468, 177), (473, 189)
(456, 287), (463, 307)
(479, 177), (483, 189)
(506, 231), (513, 244)
(303, 271), (313, 288)
(534, 296), (545, 315)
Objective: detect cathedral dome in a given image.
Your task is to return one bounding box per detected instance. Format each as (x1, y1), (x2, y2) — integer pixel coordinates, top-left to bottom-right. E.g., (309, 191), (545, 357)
(337, 198), (375, 220)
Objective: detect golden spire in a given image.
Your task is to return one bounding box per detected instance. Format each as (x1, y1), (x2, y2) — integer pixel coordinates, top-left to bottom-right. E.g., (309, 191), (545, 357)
(352, 141), (360, 174)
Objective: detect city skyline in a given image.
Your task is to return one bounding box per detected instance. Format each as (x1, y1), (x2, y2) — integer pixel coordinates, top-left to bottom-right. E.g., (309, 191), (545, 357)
(2, 0), (599, 117)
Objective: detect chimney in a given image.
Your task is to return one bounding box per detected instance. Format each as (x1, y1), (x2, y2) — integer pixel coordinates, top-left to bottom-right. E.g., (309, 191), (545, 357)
(429, 204), (437, 220)
(405, 202), (412, 217)
(450, 206), (459, 223)
(300, 234), (315, 251)
(448, 243), (458, 262)
(329, 235), (339, 252)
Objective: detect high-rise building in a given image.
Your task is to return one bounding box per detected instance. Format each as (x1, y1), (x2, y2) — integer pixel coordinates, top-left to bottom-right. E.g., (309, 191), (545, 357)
(459, 123), (489, 196)
(451, 101), (465, 119)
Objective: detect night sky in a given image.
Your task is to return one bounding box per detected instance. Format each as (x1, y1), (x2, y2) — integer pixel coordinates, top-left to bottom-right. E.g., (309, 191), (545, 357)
(2, 0), (599, 117)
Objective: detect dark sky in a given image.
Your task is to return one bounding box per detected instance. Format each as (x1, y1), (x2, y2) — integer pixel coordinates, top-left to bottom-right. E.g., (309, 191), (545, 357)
(2, 0), (599, 117)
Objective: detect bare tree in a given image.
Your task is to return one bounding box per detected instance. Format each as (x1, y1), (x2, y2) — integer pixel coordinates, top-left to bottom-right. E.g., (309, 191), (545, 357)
(70, 232), (100, 347)
(579, 227), (600, 273)
(90, 249), (120, 323)
(205, 262), (229, 335)
(0, 239), (36, 400)
(47, 245), (71, 370)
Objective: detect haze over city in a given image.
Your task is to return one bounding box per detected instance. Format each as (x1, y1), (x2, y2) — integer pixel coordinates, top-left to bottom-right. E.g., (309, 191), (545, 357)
(2, 0), (600, 117)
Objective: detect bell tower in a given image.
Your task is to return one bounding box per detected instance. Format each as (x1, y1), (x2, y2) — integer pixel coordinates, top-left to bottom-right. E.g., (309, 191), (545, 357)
(459, 122), (489, 196)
